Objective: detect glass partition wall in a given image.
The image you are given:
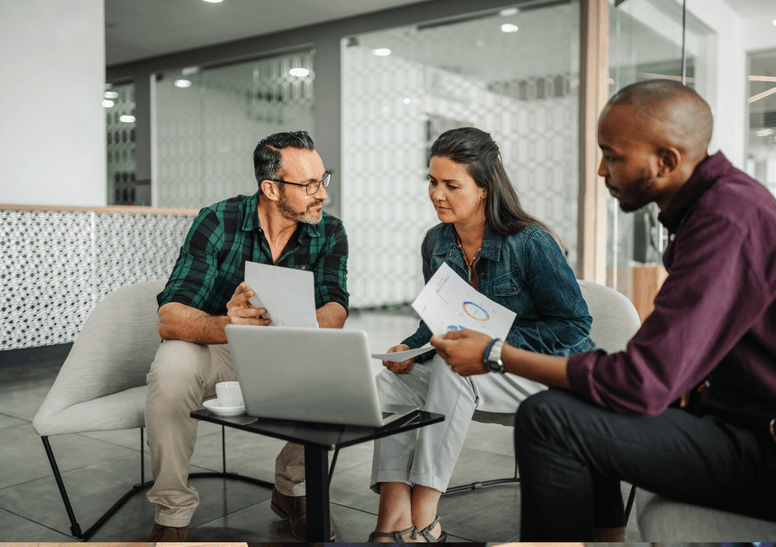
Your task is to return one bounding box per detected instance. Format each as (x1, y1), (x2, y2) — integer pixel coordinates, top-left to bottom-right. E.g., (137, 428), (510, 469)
(104, 82), (139, 205)
(607, 0), (714, 314)
(342, 1), (581, 308)
(152, 51), (315, 209)
(746, 49), (776, 196)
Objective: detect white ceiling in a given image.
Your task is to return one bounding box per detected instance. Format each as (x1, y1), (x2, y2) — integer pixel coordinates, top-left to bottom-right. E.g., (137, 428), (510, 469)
(105, 0), (776, 67)
(720, 0), (776, 18)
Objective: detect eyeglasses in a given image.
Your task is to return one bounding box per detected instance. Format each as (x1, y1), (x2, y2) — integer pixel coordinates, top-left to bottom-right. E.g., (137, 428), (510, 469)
(269, 171), (331, 195)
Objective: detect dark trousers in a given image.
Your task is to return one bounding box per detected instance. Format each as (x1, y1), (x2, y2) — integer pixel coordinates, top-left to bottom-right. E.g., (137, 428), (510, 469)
(514, 389), (776, 541)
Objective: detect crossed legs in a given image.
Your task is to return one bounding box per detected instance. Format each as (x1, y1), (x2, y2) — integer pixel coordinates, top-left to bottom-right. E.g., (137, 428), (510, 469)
(145, 340), (304, 527)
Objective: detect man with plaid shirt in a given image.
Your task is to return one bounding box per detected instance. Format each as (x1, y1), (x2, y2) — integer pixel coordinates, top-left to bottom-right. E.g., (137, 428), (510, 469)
(146, 131), (348, 542)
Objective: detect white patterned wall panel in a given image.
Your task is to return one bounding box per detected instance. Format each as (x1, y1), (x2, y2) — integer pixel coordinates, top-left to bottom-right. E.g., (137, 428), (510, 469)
(1, 210), (194, 351)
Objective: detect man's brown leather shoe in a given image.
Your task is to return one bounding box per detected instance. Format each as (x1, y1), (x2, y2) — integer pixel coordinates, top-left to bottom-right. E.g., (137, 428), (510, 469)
(270, 486), (334, 541)
(148, 522), (189, 542)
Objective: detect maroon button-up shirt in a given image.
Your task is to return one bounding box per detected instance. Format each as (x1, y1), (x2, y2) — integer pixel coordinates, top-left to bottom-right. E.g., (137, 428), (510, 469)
(568, 152), (776, 416)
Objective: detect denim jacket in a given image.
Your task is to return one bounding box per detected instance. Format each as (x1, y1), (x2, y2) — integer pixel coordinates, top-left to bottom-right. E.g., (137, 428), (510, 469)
(403, 223), (596, 360)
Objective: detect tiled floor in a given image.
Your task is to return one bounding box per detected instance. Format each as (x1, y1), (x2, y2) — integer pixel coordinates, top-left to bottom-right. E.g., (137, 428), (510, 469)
(0, 311), (642, 542)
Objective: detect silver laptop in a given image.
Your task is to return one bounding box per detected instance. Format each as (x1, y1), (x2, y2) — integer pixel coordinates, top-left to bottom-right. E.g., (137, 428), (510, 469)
(225, 324), (418, 427)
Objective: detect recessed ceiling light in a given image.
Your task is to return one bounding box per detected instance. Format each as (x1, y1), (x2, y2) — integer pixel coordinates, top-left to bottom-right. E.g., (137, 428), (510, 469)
(174, 79), (192, 88)
(501, 23), (519, 33)
(104, 91), (119, 99)
(102, 99), (115, 108)
(500, 8), (519, 17)
(120, 115), (136, 123)
(289, 68), (310, 77)
(773, 18), (776, 25)
(372, 48), (392, 57)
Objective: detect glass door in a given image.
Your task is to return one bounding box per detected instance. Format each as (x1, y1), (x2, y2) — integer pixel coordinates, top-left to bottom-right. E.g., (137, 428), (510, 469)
(608, 0), (714, 320)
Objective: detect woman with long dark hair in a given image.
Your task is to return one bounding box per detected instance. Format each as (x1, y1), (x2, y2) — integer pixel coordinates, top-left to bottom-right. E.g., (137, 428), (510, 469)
(368, 127), (595, 542)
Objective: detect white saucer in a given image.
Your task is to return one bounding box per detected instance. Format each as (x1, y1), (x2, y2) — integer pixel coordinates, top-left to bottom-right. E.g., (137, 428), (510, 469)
(203, 398), (246, 416)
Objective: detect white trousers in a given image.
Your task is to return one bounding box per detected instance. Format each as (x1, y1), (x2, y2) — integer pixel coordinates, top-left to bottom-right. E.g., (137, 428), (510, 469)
(370, 353), (545, 493)
(145, 340), (304, 527)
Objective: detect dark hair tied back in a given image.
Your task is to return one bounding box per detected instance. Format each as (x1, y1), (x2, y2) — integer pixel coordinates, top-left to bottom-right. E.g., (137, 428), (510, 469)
(430, 127), (554, 238)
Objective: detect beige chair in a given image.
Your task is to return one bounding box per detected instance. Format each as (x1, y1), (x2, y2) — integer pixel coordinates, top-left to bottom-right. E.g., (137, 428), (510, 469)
(446, 280), (643, 521)
(637, 488), (776, 540)
(32, 279), (272, 540)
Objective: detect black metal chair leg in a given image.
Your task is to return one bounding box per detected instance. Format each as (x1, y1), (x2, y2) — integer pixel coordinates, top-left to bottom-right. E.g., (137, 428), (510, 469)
(41, 436), (83, 538)
(624, 484), (637, 524)
(43, 428), (274, 540)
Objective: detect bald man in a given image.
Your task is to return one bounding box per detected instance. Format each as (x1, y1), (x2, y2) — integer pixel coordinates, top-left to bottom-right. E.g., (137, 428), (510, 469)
(429, 80), (776, 540)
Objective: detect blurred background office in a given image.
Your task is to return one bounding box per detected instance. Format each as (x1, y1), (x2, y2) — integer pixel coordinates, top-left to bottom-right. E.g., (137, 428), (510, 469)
(0, 0), (775, 541)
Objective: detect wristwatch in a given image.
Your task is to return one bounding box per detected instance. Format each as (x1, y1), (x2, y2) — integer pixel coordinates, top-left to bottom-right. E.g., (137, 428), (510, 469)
(483, 339), (505, 374)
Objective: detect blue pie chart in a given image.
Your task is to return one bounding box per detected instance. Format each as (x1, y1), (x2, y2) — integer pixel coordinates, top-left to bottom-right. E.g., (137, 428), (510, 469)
(462, 301), (490, 321)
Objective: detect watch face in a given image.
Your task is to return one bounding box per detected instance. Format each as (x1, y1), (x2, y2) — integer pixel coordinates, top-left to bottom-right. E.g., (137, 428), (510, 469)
(486, 358), (503, 373)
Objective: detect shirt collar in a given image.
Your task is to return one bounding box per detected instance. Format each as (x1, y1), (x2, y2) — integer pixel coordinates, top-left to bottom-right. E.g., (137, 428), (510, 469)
(241, 192), (260, 232)
(657, 151), (729, 233)
(240, 191), (323, 238)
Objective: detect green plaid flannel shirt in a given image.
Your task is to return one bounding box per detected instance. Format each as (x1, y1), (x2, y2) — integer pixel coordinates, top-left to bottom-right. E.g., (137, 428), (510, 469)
(158, 192), (349, 316)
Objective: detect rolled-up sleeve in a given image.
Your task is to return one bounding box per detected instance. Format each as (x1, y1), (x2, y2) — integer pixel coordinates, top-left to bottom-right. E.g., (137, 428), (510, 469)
(312, 219), (349, 313)
(157, 208), (223, 311)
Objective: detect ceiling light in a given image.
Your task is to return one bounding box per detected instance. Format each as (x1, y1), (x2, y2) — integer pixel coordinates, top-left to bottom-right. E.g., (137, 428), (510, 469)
(773, 18), (776, 25)
(203, 0), (223, 3)
(120, 115), (136, 123)
(174, 79), (192, 88)
(289, 67), (309, 77)
(501, 23), (519, 33)
(372, 48), (391, 57)
(102, 99), (115, 108)
(500, 8), (519, 17)
(104, 91), (119, 99)
(756, 128), (774, 137)
(403, 97), (411, 104)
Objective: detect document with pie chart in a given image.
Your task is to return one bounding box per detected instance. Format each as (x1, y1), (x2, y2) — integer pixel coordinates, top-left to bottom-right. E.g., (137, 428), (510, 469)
(411, 262), (516, 340)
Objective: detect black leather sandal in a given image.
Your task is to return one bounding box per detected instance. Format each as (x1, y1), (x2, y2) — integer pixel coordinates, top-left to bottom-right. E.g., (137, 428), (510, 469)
(417, 515), (447, 543)
(368, 524), (417, 542)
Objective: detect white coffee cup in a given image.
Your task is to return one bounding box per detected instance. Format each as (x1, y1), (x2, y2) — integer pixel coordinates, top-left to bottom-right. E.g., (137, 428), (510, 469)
(216, 381), (244, 408)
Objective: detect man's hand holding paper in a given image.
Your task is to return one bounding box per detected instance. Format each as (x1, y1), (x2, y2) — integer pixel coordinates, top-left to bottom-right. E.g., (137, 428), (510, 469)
(243, 261), (319, 328)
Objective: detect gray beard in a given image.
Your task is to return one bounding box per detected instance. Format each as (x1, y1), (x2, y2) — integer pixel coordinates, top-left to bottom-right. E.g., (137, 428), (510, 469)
(278, 190), (323, 224)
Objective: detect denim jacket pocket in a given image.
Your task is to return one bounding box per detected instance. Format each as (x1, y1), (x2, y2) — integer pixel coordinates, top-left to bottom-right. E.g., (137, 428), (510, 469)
(491, 275), (530, 314)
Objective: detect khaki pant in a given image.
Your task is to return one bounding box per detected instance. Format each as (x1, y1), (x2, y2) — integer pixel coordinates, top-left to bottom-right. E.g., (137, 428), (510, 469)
(145, 340), (305, 527)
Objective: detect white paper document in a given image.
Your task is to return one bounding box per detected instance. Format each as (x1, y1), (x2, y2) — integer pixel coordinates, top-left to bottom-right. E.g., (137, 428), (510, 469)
(371, 344), (433, 362)
(411, 262), (515, 340)
(244, 261), (318, 328)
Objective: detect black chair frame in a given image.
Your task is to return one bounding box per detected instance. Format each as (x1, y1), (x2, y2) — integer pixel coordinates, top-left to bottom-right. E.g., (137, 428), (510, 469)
(41, 426), (274, 541)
